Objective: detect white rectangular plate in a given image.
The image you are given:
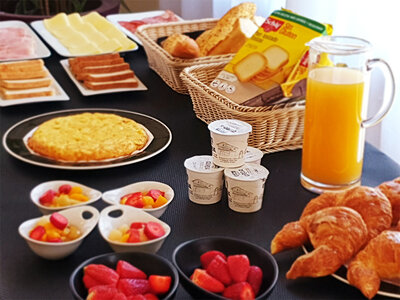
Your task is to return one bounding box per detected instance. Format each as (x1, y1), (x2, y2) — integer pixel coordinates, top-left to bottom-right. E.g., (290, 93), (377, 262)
(30, 20), (138, 57)
(106, 10), (183, 45)
(0, 67), (69, 107)
(60, 59), (147, 96)
(0, 20), (51, 61)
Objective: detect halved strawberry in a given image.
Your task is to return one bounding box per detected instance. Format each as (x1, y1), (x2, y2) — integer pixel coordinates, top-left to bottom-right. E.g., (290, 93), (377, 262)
(116, 260), (147, 279)
(49, 212), (68, 230)
(146, 189), (164, 201)
(124, 192), (144, 208)
(223, 282), (255, 300)
(87, 285), (119, 300)
(143, 293), (159, 300)
(130, 222), (146, 229)
(246, 265), (263, 295)
(117, 279), (150, 297)
(127, 229), (141, 243)
(206, 255), (232, 285)
(148, 275), (171, 295)
(29, 225), (46, 241)
(200, 250), (227, 269)
(125, 295), (145, 300)
(144, 222), (165, 240)
(84, 264), (119, 287)
(83, 274), (103, 289)
(39, 189), (57, 205)
(112, 293), (128, 300)
(58, 184), (72, 194)
(227, 255), (250, 283)
(190, 268), (224, 293)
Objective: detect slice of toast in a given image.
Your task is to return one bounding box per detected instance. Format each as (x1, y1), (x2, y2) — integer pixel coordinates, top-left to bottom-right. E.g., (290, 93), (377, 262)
(233, 52), (267, 82)
(74, 63), (130, 80)
(0, 69), (48, 80)
(68, 53), (121, 66)
(0, 59), (44, 72)
(70, 57), (125, 74)
(79, 70), (134, 82)
(84, 77), (138, 90)
(0, 86), (54, 99)
(263, 45), (289, 74)
(0, 77), (52, 89)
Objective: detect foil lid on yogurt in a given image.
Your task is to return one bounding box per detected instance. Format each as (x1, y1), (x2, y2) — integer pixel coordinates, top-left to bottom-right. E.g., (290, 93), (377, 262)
(184, 155), (223, 173)
(224, 163), (269, 181)
(208, 119), (252, 136)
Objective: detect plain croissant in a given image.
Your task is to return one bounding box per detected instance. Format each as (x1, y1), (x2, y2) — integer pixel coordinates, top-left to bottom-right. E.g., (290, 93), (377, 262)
(377, 177), (400, 226)
(347, 230), (400, 299)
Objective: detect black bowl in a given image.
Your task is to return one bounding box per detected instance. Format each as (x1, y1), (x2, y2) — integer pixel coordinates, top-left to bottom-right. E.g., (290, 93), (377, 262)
(172, 236), (278, 299)
(70, 252), (179, 300)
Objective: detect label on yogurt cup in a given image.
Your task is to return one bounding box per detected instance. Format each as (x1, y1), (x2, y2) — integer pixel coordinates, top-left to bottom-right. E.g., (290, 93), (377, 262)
(184, 155), (223, 173)
(208, 119), (252, 136)
(224, 163), (269, 181)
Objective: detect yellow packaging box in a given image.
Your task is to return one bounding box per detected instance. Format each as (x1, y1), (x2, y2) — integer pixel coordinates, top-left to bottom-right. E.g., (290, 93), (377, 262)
(210, 9), (332, 106)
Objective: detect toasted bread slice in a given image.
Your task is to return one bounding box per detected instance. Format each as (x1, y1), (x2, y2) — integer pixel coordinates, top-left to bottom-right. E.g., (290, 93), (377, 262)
(68, 53), (121, 66)
(263, 45), (289, 74)
(0, 77), (52, 89)
(84, 77), (138, 90)
(233, 52), (267, 82)
(74, 63), (130, 80)
(0, 59), (44, 72)
(0, 69), (48, 80)
(70, 57), (125, 74)
(80, 70), (134, 82)
(0, 86), (54, 99)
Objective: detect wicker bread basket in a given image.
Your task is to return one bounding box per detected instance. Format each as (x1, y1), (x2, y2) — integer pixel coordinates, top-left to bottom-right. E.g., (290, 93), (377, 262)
(180, 62), (306, 153)
(135, 19), (234, 94)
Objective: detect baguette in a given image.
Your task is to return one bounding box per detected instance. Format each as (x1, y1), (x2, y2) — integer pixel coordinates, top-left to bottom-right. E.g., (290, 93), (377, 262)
(0, 77), (52, 89)
(162, 33), (200, 59)
(0, 86), (54, 100)
(84, 77), (138, 90)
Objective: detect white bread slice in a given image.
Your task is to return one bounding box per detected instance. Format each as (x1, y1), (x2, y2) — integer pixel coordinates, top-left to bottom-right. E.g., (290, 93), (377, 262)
(0, 77), (52, 89)
(0, 86), (54, 100)
(70, 57), (125, 74)
(233, 52), (267, 82)
(0, 69), (48, 80)
(75, 63), (130, 80)
(84, 77), (138, 90)
(208, 18), (259, 56)
(263, 45), (289, 73)
(80, 70), (134, 82)
(0, 59), (44, 72)
(253, 16), (266, 27)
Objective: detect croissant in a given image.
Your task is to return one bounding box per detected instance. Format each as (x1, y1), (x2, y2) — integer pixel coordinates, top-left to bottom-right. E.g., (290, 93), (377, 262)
(377, 177), (400, 226)
(347, 230), (400, 299)
(286, 206), (368, 279)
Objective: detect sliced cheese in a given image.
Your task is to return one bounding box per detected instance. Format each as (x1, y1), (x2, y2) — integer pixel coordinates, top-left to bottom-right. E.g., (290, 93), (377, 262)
(68, 42), (101, 55)
(44, 13), (70, 31)
(67, 13), (85, 29)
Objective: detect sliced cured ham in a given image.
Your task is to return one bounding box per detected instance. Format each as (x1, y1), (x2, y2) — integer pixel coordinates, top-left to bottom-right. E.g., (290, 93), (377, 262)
(0, 27), (36, 60)
(119, 10), (180, 34)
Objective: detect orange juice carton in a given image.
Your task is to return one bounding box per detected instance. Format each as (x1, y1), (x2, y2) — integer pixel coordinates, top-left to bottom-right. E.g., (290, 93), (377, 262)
(209, 9), (332, 106)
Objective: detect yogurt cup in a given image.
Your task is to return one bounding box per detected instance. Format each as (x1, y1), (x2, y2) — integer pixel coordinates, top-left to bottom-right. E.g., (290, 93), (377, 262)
(224, 163), (269, 213)
(184, 155), (224, 205)
(208, 119), (252, 168)
(245, 147), (264, 165)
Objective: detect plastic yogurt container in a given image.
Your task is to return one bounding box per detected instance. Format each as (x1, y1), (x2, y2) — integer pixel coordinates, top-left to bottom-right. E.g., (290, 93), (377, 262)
(245, 147), (264, 165)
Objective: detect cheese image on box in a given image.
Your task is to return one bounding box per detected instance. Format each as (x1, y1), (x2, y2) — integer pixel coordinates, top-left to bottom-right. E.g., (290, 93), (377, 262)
(210, 9), (332, 106)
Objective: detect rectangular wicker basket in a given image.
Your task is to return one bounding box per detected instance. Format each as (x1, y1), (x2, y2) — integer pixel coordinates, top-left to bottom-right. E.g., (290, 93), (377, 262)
(180, 62), (306, 153)
(135, 19), (234, 94)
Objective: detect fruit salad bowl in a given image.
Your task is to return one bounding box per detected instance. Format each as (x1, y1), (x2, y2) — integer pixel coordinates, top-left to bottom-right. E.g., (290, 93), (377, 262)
(31, 180), (102, 215)
(102, 181), (174, 218)
(172, 236), (279, 299)
(69, 252), (179, 300)
(98, 205), (171, 253)
(18, 205), (100, 260)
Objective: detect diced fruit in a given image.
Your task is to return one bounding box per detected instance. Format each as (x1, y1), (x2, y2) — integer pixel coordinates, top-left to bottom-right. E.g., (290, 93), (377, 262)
(87, 285), (119, 300)
(112, 292), (128, 300)
(84, 264), (119, 286)
(126, 295), (145, 300)
(143, 293), (158, 300)
(206, 255), (232, 285)
(144, 222), (165, 240)
(148, 275), (172, 295)
(125, 192), (144, 208)
(146, 190), (164, 201)
(153, 196), (167, 208)
(29, 225), (46, 241)
(116, 260), (147, 279)
(227, 255), (250, 283)
(223, 282), (255, 300)
(49, 212), (68, 230)
(117, 279), (150, 297)
(70, 186), (83, 194)
(143, 196), (155, 207)
(200, 250), (227, 269)
(39, 189), (57, 205)
(127, 229), (141, 243)
(191, 268), (224, 293)
(58, 184), (72, 194)
(109, 229), (123, 241)
(83, 274), (103, 289)
(247, 265), (263, 295)
(130, 222), (146, 229)
(69, 193), (89, 201)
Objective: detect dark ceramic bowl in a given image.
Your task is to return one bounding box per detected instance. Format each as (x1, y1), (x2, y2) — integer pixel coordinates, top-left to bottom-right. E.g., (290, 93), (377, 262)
(70, 252), (179, 300)
(172, 236), (278, 299)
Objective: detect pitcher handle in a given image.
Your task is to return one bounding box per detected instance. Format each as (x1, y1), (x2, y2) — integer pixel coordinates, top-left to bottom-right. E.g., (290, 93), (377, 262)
(362, 58), (396, 128)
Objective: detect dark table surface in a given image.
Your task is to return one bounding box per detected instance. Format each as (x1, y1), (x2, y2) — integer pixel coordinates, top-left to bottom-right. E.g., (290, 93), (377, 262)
(1, 45), (400, 300)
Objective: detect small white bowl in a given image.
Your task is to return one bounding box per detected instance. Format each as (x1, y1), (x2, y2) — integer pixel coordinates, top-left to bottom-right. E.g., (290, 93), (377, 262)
(102, 181), (174, 218)
(31, 180), (102, 214)
(18, 205), (100, 260)
(98, 205), (171, 254)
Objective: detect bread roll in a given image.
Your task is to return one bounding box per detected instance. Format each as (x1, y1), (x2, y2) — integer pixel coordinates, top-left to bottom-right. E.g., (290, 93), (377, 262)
(162, 33), (200, 59)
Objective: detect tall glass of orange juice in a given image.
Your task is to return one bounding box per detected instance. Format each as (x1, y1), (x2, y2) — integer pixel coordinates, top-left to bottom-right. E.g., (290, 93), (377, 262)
(301, 36), (395, 193)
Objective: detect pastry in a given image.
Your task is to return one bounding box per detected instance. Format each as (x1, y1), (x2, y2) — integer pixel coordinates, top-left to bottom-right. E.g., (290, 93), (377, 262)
(161, 33), (200, 59)
(377, 177), (400, 226)
(27, 112), (148, 162)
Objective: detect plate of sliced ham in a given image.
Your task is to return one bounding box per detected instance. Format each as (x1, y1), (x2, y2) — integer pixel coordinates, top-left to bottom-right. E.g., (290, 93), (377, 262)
(0, 21), (51, 61)
(107, 10), (182, 45)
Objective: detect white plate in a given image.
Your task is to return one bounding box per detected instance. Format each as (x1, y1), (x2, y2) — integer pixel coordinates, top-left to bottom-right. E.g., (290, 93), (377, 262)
(106, 10), (183, 45)
(30, 20), (138, 57)
(0, 20), (51, 61)
(0, 66), (69, 107)
(59, 59), (147, 95)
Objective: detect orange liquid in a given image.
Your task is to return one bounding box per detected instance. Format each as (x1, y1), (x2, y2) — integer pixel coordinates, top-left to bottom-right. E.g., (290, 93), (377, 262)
(302, 67), (366, 186)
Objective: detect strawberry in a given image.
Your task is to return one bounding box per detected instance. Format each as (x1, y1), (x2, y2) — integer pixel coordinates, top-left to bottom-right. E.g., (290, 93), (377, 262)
(227, 255), (250, 283)
(144, 222), (165, 240)
(117, 279), (150, 297)
(87, 285), (119, 300)
(116, 260), (147, 279)
(200, 250), (226, 269)
(206, 255), (232, 285)
(29, 225), (46, 241)
(130, 222), (146, 229)
(84, 264), (119, 287)
(112, 293), (128, 300)
(83, 274), (104, 289)
(127, 228), (141, 243)
(49, 212), (68, 230)
(190, 268), (224, 293)
(146, 189), (164, 201)
(143, 293), (158, 300)
(246, 265), (263, 295)
(148, 275), (171, 295)
(39, 189), (57, 205)
(223, 282), (255, 300)
(124, 192), (144, 208)
(58, 184), (72, 194)
(126, 295), (145, 300)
